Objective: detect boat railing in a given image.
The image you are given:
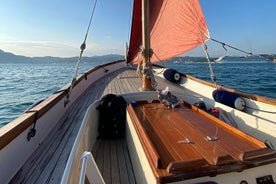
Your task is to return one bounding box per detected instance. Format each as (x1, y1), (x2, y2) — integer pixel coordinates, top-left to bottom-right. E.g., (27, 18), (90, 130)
(61, 99), (100, 184)
(79, 151), (105, 184)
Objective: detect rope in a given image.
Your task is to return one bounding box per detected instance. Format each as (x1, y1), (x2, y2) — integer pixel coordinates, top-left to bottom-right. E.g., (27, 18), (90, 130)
(66, 0), (98, 104)
(137, 59), (157, 90)
(202, 43), (217, 84)
(189, 0), (216, 84)
(211, 38), (253, 56)
(152, 51), (166, 74)
(72, 0), (98, 82)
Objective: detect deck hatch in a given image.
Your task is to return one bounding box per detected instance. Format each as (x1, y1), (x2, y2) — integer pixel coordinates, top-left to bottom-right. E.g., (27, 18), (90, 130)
(127, 100), (276, 182)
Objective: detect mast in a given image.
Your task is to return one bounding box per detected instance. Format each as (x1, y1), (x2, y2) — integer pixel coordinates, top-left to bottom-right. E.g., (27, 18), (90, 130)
(141, 0), (153, 91)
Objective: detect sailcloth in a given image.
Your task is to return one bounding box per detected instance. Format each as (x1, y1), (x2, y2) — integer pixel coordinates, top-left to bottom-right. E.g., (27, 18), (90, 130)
(127, 0), (210, 64)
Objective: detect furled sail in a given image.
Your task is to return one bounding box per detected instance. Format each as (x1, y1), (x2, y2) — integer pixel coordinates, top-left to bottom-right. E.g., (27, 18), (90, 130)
(127, 0), (210, 64)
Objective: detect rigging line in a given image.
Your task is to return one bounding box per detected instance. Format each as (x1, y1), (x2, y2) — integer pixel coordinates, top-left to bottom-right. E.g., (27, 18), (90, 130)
(72, 0), (98, 84)
(151, 52), (165, 75)
(202, 44), (217, 84)
(189, 0), (216, 84)
(211, 38), (253, 56)
(83, 0), (97, 46)
(65, 0), (98, 105)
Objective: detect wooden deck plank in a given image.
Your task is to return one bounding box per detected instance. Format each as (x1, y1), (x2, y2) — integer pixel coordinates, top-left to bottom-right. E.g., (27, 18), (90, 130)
(93, 140), (104, 175)
(116, 140), (128, 184)
(38, 97), (91, 183)
(10, 92), (85, 183)
(92, 139), (136, 184)
(121, 138), (136, 184)
(103, 140), (111, 184)
(110, 142), (120, 183)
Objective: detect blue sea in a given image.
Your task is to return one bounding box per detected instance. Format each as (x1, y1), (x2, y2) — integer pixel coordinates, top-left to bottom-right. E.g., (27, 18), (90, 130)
(1, 59), (276, 127)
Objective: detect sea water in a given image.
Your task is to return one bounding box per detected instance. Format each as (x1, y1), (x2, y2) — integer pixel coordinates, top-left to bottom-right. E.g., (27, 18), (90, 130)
(0, 59), (275, 127)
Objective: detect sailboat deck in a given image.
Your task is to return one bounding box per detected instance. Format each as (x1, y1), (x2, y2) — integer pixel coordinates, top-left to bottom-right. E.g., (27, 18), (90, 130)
(11, 67), (197, 184)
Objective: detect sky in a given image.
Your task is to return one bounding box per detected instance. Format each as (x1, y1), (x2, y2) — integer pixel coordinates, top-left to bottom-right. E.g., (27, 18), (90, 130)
(0, 0), (276, 57)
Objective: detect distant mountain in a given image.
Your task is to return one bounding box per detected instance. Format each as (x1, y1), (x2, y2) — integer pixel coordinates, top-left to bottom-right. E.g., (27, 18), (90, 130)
(1, 49), (274, 63)
(165, 56), (214, 63)
(0, 49), (31, 62)
(0, 49), (124, 63)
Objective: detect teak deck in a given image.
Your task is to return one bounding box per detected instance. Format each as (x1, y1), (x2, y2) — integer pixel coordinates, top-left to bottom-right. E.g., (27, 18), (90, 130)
(92, 138), (136, 184)
(127, 100), (276, 183)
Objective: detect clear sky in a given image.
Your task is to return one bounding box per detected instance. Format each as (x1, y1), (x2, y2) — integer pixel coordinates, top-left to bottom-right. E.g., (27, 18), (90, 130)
(0, 0), (275, 57)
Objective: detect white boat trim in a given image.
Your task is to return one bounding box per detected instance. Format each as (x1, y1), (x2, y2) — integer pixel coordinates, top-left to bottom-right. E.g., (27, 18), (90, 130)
(79, 151), (105, 184)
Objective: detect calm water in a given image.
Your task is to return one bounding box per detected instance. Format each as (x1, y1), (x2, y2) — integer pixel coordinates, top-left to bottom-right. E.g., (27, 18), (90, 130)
(1, 60), (275, 127)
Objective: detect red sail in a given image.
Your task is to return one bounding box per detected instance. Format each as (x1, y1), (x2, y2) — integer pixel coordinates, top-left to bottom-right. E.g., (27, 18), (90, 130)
(127, 0), (210, 64)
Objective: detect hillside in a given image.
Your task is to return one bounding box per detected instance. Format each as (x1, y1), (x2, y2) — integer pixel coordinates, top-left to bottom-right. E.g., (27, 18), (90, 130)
(0, 49), (124, 63)
(1, 49), (274, 63)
